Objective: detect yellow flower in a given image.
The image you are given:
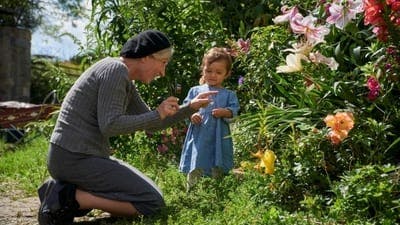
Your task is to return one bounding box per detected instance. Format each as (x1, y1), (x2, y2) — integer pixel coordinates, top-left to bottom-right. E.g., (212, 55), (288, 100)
(260, 150), (277, 174)
(252, 149), (277, 174)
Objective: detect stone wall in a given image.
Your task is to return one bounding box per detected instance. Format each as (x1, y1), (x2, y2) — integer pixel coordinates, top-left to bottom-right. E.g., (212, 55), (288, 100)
(0, 27), (31, 102)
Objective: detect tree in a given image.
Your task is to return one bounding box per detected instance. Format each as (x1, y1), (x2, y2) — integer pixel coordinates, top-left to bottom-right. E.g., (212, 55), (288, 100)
(0, 0), (85, 101)
(0, 0), (84, 30)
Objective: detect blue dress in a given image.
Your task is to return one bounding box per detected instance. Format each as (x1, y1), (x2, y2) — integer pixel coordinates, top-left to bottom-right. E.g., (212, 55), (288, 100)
(179, 84), (240, 176)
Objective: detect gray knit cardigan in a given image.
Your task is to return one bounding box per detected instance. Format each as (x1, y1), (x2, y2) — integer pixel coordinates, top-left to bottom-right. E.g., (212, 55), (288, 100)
(50, 57), (195, 157)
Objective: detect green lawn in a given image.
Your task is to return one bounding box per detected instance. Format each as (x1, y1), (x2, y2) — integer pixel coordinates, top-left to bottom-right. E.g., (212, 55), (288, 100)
(0, 134), (398, 225)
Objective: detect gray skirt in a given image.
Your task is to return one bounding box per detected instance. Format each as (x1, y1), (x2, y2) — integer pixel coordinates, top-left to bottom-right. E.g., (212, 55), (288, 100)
(47, 143), (165, 216)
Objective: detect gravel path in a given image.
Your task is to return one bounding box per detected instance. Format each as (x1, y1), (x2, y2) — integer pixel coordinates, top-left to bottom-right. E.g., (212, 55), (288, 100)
(0, 194), (39, 225)
(0, 182), (39, 225)
(0, 182), (113, 225)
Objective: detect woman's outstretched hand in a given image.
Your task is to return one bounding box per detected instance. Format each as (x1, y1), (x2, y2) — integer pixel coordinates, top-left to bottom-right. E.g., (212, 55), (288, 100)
(156, 91), (218, 120)
(189, 91), (218, 110)
(157, 96), (180, 120)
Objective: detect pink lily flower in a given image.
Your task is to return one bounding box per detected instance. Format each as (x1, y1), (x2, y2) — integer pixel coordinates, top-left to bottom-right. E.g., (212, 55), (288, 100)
(309, 51), (339, 70)
(272, 6), (299, 24)
(326, 0), (364, 29)
(237, 38), (251, 54)
(290, 15), (330, 45)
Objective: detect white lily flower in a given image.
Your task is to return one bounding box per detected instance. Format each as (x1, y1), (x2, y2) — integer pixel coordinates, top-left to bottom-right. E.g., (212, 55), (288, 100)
(283, 41), (314, 56)
(276, 53), (308, 73)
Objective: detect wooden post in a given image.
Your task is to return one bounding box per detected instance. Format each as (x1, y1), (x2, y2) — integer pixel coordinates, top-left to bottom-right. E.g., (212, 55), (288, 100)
(0, 27), (31, 102)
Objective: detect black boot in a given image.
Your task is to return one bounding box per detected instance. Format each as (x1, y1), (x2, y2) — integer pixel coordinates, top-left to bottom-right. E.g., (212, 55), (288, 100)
(38, 179), (80, 225)
(59, 184), (92, 217)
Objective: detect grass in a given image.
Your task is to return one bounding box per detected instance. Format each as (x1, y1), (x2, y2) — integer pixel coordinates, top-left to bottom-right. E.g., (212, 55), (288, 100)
(0, 134), (398, 225)
(0, 135), (324, 225)
(0, 136), (49, 194)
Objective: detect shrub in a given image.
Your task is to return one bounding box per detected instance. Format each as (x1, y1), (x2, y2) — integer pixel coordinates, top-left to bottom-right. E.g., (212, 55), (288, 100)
(330, 164), (400, 223)
(31, 57), (77, 104)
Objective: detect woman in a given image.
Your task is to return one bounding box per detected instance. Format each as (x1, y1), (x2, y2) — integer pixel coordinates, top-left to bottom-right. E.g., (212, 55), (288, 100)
(37, 29), (217, 225)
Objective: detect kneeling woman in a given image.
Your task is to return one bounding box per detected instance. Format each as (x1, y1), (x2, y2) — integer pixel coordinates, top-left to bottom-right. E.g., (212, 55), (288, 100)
(37, 29), (217, 225)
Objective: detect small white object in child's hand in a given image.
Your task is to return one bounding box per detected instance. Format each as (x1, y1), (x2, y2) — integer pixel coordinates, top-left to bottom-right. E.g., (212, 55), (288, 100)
(209, 96), (215, 105)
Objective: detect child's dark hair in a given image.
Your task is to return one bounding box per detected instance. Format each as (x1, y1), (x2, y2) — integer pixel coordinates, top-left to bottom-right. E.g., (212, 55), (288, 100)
(199, 47), (233, 84)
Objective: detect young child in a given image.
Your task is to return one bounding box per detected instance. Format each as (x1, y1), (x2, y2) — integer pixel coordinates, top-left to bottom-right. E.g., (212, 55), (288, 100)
(179, 47), (240, 189)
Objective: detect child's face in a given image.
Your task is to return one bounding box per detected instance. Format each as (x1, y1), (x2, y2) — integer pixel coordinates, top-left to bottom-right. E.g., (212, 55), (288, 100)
(202, 60), (230, 88)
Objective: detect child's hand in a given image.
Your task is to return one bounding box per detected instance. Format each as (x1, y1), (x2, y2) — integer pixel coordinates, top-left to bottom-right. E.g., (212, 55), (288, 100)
(191, 113), (202, 124)
(212, 108), (232, 118)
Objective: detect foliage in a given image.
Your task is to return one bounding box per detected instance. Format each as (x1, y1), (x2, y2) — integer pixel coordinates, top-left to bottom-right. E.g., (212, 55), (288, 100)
(85, 0), (231, 108)
(3, 134), (399, 224)
(330, 164), (400, 223)
(111, 121), (188, 169)
(30, 57), (78, 104)
(0, 136), (49, 194)
(205, 0), (282, 37)
(230, 0), (400, 221)
(233, 104), (331, 210)
(233, 25), (295, 112)
(0, 0), (84, 30)
(232, 0), (400, 174)
(19, 0), (400, 224)
(24, 113), (60, 141)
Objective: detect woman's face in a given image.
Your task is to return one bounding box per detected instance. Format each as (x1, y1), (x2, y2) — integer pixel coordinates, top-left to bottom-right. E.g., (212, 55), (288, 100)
(145, 55), (169, 83)
(132, 55), (169, 84)
(135, 48), (172, 83)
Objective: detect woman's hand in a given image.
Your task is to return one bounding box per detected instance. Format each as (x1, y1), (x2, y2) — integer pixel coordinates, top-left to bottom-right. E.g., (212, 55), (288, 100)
(189, 91), (218, 110)
(157, 96), (180, 120)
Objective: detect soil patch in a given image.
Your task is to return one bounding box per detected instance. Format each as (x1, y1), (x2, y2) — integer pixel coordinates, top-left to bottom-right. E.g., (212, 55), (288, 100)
(0, 182), (40, 225)
(0, 182), (112, 225)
